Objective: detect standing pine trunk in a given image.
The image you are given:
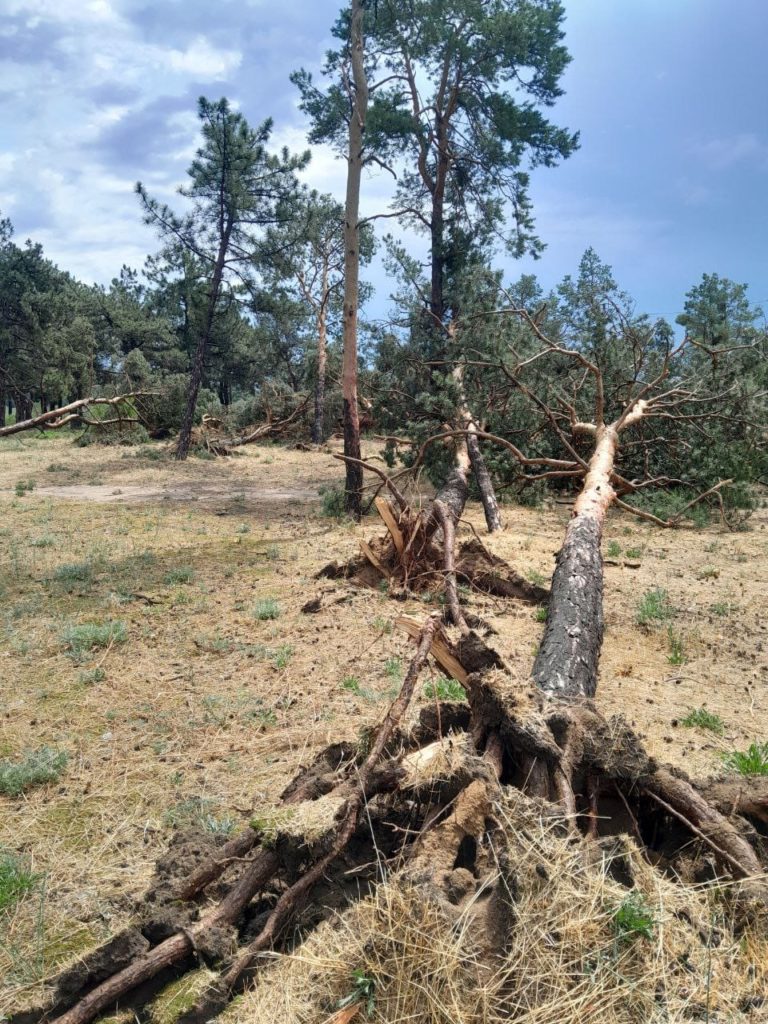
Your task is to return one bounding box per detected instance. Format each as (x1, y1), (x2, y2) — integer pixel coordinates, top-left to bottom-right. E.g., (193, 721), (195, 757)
(532, 423), (619, 699)
(341, 0), (368, 518)
(175, 230), (230, 461)
(312, 279), (328, 444)
(451, 360), (503, 533)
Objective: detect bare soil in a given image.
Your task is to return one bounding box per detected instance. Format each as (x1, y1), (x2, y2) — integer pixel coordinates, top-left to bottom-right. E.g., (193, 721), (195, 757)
(0, 433), (766, 1015)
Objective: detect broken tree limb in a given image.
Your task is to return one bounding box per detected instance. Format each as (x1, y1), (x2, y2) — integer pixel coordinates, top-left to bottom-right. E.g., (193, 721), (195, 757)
(0, 393), (148, 438)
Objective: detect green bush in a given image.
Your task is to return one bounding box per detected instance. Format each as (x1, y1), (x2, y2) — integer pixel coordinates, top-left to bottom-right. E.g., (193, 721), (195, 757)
(163, 566), (195, 585)
(611, 891), (655, 943)
(423, 677), (466, 702)
(319, 485), (347, 519)
(253, 599), (280, 621)
(0, 747), (68, 797)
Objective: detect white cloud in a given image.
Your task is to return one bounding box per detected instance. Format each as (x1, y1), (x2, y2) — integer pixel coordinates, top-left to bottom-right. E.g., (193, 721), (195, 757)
(166, 35), (241, 78)
(693, 133), (768, 171)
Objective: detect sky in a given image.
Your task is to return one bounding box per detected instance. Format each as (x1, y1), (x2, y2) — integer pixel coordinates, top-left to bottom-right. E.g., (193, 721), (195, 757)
(1, 0), (766, 329)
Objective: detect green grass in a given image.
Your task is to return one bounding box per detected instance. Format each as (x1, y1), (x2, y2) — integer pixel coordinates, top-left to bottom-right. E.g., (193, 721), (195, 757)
(636, 588), (673, 626)
(710, 601), (733, 617)
(624, 547), (642, 559)
(534, 606), (548, 623)
(723, 742), (768, 776)
(61, 620), (127, 656)
(341, 676), (361, 694)
(0, 747), (68, 797)
(384, 657), (402, 680)
(606, 540), (622, 558)
(666, 627), (687, 666)
(319, 485), (347, 519)
(0, 850), (39, 912)
(163, 797), (237, 835)
(163, 566), (195, 585)
(253, 598), (281, 620)
(14, 479), (35, 497)
(611, 891), (655, 943)
(78, 667), (107, 686)
(52, 560), (94, 585)
(272, 644), (293, 669)
(527, 569), (547, 587)
(29, 536), (55, 548)
(681, 708), (724, 735)
(423, 677), (466, 702)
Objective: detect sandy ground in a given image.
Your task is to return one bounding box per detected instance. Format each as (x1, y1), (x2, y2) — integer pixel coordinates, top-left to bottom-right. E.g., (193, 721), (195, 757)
(0, 432), (766, 1011)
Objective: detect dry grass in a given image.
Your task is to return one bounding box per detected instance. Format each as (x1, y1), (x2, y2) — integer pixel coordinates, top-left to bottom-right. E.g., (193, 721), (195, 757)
(226, 791), (768, 1024)
(0, 434), (766, 1018)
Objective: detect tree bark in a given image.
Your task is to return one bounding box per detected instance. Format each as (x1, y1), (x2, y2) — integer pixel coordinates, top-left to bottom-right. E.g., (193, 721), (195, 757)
(341, 0), (368, 518)
(532, 424), (618, 699)
(175, 232), (230, 461)
(452, 363), (503, 532)
(312, 282), (328, 444)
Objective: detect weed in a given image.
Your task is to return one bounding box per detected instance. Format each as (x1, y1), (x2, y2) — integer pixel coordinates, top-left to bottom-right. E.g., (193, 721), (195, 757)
(697, 566), (719, 580)
(636, 588), (673, 626)
(171, 589), (192, 606)
(194, 632), (231, 654)
(527, 569), (547, 587)
(254, 598), (281, 620)
(667, 627), (687, 666)
(624, 547), (642, 559)
(46, 463), (67, 472)
(0, 747), (68, 797)
(723, 742), (768, 776)
(611, 891), (655, 943)
(710, 601), (733, 617)
(534, 606), (547, 623)
(273, 644), (293, 669)
(265, 545), (280, 561)
(342, 676), (361, 694)
(62, 620), (127, 657)
(29, 536), (55, 548)
(163, 797), (236, 835)
(53, 560), (94, 585)
(372, 616), (393, 634)
(337, 969), (376, 1017)
(606, 540), (622, 558)
(235, 523), (250, 534)
(423, 677), (466, 702)
(14, 479), (35, 497)
(163, 566), (195, 585)
(78, 667), (106, 686)
(681, 708), (724, 735)
(0, 849), (40, 912)
(384, 657), (402, 680)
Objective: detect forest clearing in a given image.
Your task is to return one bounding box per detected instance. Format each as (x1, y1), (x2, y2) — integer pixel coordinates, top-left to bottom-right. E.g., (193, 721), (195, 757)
(1, 434), (766, 1022)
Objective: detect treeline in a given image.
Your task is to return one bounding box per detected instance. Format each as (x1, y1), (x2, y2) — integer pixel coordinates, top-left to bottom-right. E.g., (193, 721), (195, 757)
(1, 0), (766, 516)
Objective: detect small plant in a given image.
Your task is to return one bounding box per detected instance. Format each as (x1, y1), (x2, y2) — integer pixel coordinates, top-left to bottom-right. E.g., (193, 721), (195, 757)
(710, 601), (733, 617)
(372, 616), (392, 634)
(29, 536), (55, 548)
(320, 485), (347, 519)
(606, 540), (622, 558)
(337, 969), (376, 1017)
(78, 667), (107, 686)
(62, 620), (127, 657)
(666, 627), (687, 666)
(681, 708), (724, 735)
(423, 677), (466, 702)
(265, 545), (280, 561)
(624, 547), (642, 559)
(0, 747), (68, 797)
(235, 523), (250, 534)
(0, 849), (40, 912)
(527, 568), (547, 587)
(534, 606), (547, 623)
(611, 890), (655, 943)
(53, 560), (94, 584)
(254, 598), (281, 620)
(342, 676), (361, 694)
(384, 657), (402, 680)
(14, 479), (35, 497)
(273, 644), (293, 669)
(163, 566), (195, 585)
(636, 588), (673, 626)
(723, 742), (768, 777)
(46, 462), (67, 472)
(163, 797), (236, 835)
(697, 565), (719, 580)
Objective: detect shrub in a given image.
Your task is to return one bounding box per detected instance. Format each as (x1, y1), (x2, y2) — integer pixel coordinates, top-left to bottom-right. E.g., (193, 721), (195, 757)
(163, 566), (195, 585)
(606, 540), (622, 558)
(626, 488), (710, 528)
(320, 485), (347, 519)
(0, 747), (68, 797)
(14, 479), (35, 497)
(53, 560), (94, 585)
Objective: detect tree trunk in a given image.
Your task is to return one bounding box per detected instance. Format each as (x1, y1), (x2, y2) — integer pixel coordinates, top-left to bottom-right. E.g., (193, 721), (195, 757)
(532, 424), (618, 699)
(0, 383), (5, 428)
(312, 289), (328, 444)
(341, 0), (368, 518)
(175, 232), (230, 461)
(452, 363), (503, 533)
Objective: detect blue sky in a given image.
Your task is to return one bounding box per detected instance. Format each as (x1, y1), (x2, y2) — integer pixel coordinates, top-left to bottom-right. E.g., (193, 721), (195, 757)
(1, 0), (766, 327)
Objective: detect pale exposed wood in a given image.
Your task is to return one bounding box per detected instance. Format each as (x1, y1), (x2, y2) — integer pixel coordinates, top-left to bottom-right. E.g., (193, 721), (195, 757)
(359, 539), (390, 577)
(396, 614), (468, 686)
(375, 495), (405, 555)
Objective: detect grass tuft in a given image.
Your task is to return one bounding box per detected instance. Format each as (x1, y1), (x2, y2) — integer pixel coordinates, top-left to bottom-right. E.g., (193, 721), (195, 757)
(0, 747), (68, 797)
(681, 707), (724, 734)
(723, 742), (768, 776)
(423, 677), (466, 702)
(636, 588), (673, 626)
(0, 850), (40, 912)
(62, 619), (127, 656)
(253, 598), (281, 621)
(611, 890), (655, 943)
